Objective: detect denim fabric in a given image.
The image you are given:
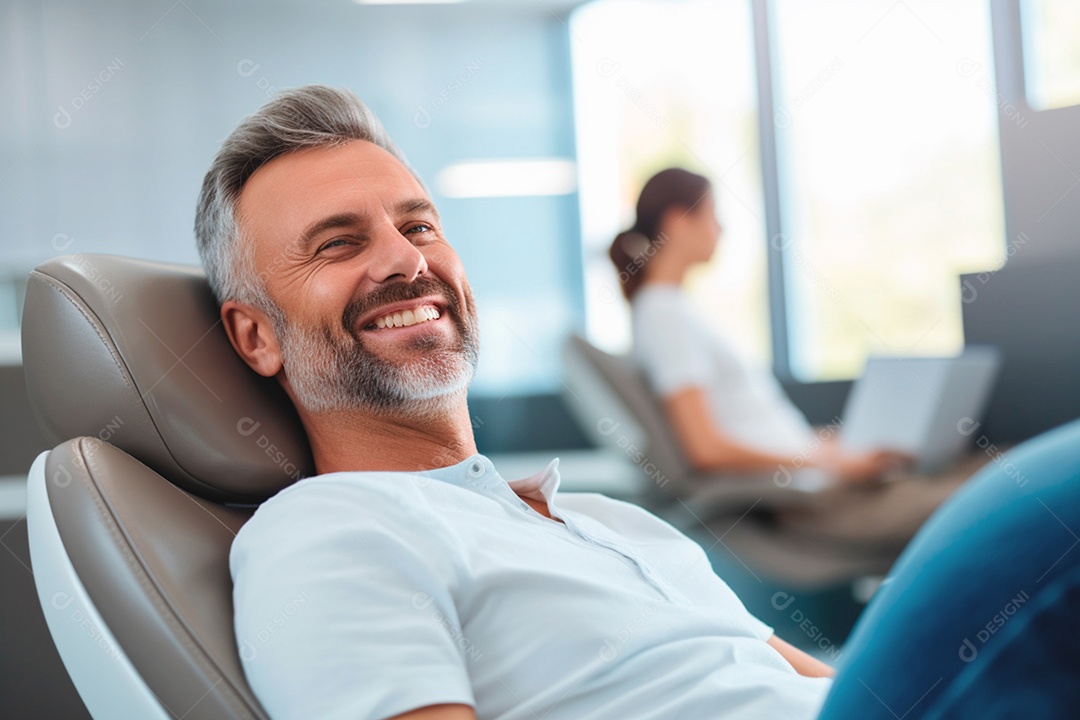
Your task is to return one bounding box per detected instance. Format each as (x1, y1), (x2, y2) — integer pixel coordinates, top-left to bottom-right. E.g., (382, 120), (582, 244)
(818, 418), (1080, 719)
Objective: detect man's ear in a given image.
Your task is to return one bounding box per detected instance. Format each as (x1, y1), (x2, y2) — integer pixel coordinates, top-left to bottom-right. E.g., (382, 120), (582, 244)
(220, 300), (284, 378)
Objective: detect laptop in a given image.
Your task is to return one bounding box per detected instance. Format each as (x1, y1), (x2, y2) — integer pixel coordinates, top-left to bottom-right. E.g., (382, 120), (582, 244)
(838, 346), (1002, 475)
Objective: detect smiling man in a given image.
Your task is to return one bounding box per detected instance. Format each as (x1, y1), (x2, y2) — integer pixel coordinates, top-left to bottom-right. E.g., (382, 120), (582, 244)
(195, 85), (834, 720)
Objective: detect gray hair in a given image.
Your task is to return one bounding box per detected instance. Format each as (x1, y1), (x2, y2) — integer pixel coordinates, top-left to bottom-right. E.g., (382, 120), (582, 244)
(194, 85), (421, 307)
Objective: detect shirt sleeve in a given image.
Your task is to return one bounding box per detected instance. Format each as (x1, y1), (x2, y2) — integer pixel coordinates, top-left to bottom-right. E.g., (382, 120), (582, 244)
(633, 289), (712, 397)
(745, 613), (776, 641)
(230, 480), (475, 720)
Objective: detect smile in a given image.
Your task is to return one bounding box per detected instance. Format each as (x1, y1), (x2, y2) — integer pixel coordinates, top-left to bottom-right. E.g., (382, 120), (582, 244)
(365, 304), (442, 331)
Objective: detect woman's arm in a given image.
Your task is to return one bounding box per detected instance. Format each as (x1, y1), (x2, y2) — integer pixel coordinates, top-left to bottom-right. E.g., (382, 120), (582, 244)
(663, 386), (902, 482)
(767, 635), (836, 678)
(662, 386), (798, 473)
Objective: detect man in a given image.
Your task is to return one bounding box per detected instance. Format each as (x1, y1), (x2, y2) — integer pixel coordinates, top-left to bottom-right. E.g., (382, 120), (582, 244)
(196, 85), (830, 719)
(197, 86), (1080, 720)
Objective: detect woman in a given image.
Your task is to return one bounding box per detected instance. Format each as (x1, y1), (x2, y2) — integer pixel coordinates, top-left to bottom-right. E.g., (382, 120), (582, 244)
(610, 167), (903, 485)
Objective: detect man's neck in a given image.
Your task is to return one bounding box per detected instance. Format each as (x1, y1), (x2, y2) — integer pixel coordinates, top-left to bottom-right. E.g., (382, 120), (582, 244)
(300, 395), (478, 476)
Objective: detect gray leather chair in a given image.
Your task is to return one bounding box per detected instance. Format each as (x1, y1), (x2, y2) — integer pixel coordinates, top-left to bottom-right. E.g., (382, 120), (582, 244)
(23, 254), (313, 719)
(561, 333), (897, 587)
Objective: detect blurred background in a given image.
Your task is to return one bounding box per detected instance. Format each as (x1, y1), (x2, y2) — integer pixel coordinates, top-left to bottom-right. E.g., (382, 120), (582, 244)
(3, 0), (1080, 716)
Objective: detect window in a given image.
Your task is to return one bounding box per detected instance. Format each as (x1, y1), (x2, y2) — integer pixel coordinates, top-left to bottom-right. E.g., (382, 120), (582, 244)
(771, 0), (1006, 380)
(570, 0), (770, 366)
(1021, 0), (1080, 111)
(571, 0), (1007, 384)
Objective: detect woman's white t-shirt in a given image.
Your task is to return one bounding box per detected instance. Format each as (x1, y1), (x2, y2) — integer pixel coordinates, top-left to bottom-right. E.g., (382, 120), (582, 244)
(631, 283), (816, 456)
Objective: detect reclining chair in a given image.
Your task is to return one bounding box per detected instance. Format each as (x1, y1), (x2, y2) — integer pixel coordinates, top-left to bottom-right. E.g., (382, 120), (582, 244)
(23, 254), (314, 719)
(561, 333), (899, 587)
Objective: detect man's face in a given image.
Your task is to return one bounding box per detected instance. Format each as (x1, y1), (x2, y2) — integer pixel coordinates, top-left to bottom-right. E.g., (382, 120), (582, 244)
(234, 139), (479, 416)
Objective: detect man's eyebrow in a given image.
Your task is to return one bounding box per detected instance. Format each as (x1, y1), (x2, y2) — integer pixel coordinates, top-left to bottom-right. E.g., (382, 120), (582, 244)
(294, 198), (438, 251)
(296, 212), (365, 251)
(396, 197), (439, 219)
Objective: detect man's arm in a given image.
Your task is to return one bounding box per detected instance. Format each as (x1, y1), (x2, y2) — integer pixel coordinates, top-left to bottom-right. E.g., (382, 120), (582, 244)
(766, 635), (836, 678)
(231, 486), (477, 719)
(387, 703), (477, 720)
(384, 641), (829, 719)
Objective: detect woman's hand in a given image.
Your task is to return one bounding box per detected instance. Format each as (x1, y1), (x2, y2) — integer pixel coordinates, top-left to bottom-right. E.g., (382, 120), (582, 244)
(829, 449), (913, 485)
(809, 439), (912, 484)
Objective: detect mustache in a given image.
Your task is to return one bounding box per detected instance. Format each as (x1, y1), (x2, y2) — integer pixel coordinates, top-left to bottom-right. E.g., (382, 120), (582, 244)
(341, 275), (460, 334)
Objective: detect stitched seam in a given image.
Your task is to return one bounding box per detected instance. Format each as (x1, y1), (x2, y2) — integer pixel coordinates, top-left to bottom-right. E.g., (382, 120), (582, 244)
(37, 271), (253, 502)
(36, 272), (132, 389)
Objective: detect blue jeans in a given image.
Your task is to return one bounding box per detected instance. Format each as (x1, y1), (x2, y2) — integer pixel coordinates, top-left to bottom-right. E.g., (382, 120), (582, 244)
(818, 418), (1080, 719)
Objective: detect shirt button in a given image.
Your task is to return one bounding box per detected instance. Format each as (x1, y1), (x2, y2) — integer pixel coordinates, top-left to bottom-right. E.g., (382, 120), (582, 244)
(468, 460), (486, 479)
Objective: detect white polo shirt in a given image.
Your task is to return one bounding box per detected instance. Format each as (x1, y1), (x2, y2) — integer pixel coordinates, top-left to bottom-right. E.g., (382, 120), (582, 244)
(230, 453), (832, 719)
(631, 284), (816, 456)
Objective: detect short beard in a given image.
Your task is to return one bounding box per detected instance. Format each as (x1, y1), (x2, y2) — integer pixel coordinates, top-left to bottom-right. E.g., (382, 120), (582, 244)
(266, 278), (479, 419)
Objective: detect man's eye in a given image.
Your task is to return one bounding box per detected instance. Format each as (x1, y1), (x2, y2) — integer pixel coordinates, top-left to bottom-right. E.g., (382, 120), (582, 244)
(318, 238), (349, 252)
(405, 224), (433, 236)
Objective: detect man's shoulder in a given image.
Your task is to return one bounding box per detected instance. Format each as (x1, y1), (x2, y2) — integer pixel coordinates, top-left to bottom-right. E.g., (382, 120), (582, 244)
(275, 468), (433, 501)
(235, 470), (439, 545)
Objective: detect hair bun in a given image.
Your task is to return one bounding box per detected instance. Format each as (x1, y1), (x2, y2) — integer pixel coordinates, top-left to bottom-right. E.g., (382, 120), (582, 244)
(619, 231), (652, 259)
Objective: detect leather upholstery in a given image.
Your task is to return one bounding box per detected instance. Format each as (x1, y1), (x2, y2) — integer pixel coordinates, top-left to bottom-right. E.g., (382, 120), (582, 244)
(566, 333), (691, 481)
(22, 254), (313, 502)
(46, 437), (268, 719)
(21, 254), (312, 717)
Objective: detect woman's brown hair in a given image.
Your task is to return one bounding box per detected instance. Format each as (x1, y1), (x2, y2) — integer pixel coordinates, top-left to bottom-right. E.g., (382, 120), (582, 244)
(608, 167), (711, 301)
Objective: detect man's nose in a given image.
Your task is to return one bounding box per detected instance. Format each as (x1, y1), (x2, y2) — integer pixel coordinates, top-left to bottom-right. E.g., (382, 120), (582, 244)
(365, 226), (428, 284)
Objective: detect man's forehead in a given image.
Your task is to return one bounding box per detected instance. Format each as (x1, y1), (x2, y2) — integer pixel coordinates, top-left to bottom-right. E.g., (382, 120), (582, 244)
(236, 139), (429, 239)
(245, 139), (420, 196)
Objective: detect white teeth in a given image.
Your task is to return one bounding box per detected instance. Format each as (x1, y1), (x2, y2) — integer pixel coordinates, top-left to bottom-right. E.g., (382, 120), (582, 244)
(370, 304), (441, 330)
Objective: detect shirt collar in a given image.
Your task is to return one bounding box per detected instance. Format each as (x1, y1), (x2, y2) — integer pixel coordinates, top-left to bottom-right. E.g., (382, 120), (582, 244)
(415, 453), (562, 503)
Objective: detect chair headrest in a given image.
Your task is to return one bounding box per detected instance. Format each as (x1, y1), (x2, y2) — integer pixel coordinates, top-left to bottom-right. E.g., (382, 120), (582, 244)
(22, 254), (313, 502)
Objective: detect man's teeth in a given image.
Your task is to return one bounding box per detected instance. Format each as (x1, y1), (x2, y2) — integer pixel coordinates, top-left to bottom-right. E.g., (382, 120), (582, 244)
(373, 305), (441, 329)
